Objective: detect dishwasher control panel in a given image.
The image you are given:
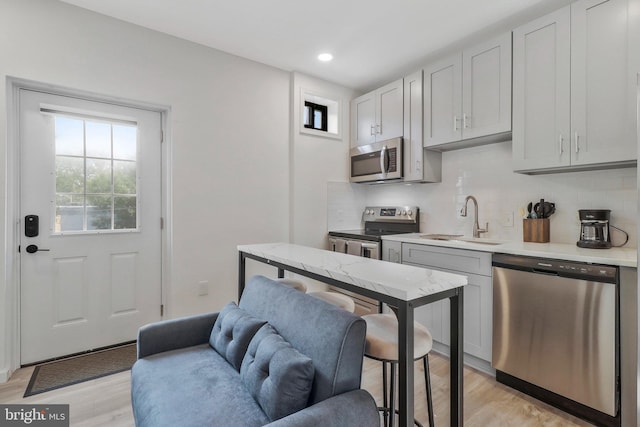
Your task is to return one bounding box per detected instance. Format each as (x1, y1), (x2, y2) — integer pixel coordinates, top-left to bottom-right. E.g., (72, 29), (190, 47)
(493, 253), (618, 283)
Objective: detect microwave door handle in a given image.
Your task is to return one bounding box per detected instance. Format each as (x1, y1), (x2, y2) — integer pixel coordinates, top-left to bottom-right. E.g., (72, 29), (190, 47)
(379, 145), (388, 174)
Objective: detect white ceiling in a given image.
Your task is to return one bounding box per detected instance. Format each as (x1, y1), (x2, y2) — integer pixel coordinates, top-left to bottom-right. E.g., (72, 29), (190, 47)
(59, 0), (561, 91)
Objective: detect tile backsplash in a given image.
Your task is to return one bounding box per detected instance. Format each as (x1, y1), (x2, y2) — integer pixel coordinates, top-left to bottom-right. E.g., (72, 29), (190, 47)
(328, 141), (637, 248)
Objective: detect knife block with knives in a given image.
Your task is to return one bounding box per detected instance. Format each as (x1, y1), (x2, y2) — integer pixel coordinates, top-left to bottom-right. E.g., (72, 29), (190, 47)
(523, 218), (550, 243)
(523, 198), (555, 243)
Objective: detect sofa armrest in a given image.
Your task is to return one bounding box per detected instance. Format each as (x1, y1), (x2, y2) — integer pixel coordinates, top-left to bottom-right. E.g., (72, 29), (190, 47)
(264, 389), (379, 427)
(137, 312), (219, 358)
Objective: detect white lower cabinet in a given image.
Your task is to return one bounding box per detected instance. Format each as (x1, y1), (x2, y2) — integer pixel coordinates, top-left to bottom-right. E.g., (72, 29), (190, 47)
(401, 243), (493, 367)
(381, 240), (402, 263)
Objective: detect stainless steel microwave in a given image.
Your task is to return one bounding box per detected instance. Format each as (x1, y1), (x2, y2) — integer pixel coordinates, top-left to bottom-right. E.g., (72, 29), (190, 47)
(349, 137), (403, 183)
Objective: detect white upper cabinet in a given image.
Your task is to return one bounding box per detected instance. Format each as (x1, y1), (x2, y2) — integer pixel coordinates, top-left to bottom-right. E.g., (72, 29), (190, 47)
(403, 70), (441, 183)
(351, 78), (403, 147)
(512, 7), (571, 170)
(462, 33), (513, 140)
(351, 92), (376, 146)
(424, 55), (462, 146)
(424, 32), (512, 150)
(571, 0), (635, 166)
(513, 0), (636, 172)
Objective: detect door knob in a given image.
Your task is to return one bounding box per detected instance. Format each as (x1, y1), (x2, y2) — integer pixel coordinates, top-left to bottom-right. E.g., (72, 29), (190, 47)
(25, 244), (49, 254)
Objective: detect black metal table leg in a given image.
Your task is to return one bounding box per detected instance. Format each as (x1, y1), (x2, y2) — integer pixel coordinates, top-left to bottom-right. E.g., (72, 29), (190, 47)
(449, 288), (464, 427)
(277, 268), (284, 278)
(397, 301), (415, 427)
(238, 251), (246, 301)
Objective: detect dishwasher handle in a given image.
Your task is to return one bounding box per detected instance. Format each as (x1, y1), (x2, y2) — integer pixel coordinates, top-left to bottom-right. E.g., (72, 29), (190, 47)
(531, 268), (560, 276)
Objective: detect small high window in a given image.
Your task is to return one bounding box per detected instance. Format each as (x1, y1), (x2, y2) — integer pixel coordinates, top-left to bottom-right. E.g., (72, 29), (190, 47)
(303, 101), (328, 132)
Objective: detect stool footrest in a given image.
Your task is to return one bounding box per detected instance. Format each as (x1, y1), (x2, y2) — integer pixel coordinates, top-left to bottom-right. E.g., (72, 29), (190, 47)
(376, 407), (423, 427)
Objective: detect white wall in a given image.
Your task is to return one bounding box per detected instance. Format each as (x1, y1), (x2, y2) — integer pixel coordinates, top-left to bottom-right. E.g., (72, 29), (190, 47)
(1, 0), (290, 378)
(290, 73), (359, 249)
(331, 142), (637, 247)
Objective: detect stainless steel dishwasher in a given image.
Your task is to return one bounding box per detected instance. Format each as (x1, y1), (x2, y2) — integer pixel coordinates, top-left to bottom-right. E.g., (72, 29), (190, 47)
(492, 254), (619, 427)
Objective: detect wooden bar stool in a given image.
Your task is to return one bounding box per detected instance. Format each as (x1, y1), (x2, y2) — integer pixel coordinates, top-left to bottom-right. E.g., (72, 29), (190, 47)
(275, 278), (356, 313)
(363, 313), (435, 427)
(274, 278), (307, 292)
(308, 291), (356, 313)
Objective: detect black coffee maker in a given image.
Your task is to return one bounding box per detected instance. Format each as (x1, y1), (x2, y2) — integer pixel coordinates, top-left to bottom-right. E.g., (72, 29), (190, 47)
(577, 209), (611, 249)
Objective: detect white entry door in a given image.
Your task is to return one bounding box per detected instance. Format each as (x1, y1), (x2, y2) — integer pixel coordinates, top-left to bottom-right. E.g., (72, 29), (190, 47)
(19, 89), (163, 364)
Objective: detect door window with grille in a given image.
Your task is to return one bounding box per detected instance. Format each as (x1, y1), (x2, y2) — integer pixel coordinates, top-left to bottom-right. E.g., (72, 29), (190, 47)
(52, 113), (138, 233)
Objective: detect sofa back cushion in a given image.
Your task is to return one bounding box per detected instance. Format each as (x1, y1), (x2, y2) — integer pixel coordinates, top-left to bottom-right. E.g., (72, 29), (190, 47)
(209, 302), (265, 371)
(239, 276), (367, 405)
(240, 324), (314, 421)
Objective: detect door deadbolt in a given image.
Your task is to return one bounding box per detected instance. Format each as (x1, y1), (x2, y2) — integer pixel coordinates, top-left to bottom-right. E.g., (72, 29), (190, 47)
(25, 244), (49, 254)
(25, 215), (39, 237)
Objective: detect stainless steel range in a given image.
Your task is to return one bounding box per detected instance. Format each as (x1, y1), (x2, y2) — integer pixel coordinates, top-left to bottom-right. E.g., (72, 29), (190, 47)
(328, 206), (419, 314)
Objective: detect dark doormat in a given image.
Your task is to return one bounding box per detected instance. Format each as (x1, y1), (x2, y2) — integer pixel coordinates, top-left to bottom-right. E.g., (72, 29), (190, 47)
(24, 343), (137, 397)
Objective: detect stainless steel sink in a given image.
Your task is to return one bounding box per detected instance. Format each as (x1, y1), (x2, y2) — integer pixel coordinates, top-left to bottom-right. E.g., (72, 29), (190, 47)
(419, 234), (504, 246)
(420, 234), (464, 240)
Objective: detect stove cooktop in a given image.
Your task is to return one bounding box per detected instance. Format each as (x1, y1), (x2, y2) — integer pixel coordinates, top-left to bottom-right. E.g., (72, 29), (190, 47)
(328, 206), (420, 242)
(328, 229), (413, 242)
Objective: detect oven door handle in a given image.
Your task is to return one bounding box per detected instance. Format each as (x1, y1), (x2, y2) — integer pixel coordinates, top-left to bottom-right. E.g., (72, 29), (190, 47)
(361, 242), (379, 258)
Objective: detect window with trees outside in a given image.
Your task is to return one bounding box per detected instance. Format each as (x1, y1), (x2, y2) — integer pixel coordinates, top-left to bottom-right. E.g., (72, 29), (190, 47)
(54, 115), (138, 233)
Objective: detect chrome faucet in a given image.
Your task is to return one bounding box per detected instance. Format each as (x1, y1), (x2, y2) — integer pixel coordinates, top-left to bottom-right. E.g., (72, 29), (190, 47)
(460, 195), (488, 238)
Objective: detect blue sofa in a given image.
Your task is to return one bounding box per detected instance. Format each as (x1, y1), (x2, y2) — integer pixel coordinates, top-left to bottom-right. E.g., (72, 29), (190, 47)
(131, 275), (379, 427)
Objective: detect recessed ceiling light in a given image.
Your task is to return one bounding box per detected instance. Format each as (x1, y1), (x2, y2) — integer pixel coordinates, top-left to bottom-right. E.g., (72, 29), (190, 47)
(318, 53), (333, 62)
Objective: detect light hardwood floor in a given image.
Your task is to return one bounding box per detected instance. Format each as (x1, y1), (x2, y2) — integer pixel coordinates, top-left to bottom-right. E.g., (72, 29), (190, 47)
(0, 352), (592, 426)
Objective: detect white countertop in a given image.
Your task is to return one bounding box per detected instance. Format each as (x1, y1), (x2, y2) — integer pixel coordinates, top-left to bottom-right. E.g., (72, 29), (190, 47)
(238, 242), (467, 301)
(382, 233), (638, 268)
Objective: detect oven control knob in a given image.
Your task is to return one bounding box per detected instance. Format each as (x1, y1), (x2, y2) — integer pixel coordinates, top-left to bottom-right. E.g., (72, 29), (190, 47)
(407, 210), (413, 216)
(400, 210), (406, 215)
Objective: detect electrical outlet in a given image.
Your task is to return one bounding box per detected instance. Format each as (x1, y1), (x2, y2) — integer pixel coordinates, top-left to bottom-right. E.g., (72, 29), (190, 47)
(501, 211), (514, 227)
(198, 280), (209, 296)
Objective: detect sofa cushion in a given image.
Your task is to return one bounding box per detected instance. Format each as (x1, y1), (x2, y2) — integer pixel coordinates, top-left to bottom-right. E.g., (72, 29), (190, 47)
(239, 276), (367, 405)
(240, 324), (315, 422)
(209, 302), (265, 371)
(131, 344), (270, 427)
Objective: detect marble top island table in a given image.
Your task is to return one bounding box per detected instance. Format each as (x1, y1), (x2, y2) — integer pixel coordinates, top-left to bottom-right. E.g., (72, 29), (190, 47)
(238, 243), (468, 427)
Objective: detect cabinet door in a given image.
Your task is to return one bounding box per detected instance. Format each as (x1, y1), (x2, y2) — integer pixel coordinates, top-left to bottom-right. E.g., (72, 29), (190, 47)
(462, 32), (512, 140)
(403, 71), (424, 182)
(402, 243), (492, 276)
(571, 0), (635, 165)
(457, 273), (492, 361)
(376, 78), (404, 141)
(350, 92), (376, 147)
(424, 55), (462, 147)
(415, 299), (449, 345)
(381, 240), (402, 263)
(512, 7), (571, 171)
(409, 263), (493, 361)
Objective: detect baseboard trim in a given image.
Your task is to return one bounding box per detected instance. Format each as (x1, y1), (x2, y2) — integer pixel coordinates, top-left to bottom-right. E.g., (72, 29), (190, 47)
(0, 368), (10, 383)
(430, 341), (495, 377)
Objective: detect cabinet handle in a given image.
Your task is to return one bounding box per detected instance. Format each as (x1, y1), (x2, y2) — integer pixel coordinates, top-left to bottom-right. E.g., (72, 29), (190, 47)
(574, 132), (580, 153)
(376, 124), (381, 135)
(559, 134), (564, 155)
(416, 160), (421, 172)
(370, 124), (375, 136)
(463, 114), (469, 129)
(453, 115), (460, 132)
